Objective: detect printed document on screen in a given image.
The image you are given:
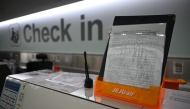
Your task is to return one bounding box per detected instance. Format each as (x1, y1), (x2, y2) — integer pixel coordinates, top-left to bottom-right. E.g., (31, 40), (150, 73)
(104, 23), (166, 88)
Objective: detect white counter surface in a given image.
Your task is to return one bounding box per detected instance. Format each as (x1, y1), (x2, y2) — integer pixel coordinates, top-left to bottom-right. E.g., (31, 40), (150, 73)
(3, 70), (189, 109)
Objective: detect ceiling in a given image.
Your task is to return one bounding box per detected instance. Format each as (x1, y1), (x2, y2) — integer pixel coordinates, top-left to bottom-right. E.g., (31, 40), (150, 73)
(0, 0), (81, 22)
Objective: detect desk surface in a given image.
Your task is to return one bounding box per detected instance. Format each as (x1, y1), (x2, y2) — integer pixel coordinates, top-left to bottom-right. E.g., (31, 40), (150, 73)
(6, 70), (190, 109)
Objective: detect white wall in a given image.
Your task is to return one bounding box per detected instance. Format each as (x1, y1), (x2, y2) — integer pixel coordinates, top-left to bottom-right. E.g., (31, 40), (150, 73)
(0, 0), (189, 57)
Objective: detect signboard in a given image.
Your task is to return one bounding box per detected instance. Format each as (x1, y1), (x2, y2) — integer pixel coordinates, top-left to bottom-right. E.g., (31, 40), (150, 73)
(0, 0), (189, 56)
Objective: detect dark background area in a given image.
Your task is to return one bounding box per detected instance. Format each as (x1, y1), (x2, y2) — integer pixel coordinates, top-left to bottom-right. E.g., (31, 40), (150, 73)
(0, 0), (81, 22)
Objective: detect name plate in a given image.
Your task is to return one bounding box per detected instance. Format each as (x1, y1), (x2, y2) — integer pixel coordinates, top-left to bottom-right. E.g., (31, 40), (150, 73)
(101, 81), (161, 106)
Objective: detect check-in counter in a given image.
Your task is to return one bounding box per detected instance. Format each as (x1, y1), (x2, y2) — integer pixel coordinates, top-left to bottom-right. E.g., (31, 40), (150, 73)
(0, 70), (189, 109)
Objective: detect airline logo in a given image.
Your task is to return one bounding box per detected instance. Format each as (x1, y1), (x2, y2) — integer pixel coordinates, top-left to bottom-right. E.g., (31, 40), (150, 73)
(112, 88), (135, 96)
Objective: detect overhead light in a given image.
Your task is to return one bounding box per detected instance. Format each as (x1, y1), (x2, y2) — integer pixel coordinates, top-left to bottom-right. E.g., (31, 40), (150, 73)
(157, 34), (165, 36)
